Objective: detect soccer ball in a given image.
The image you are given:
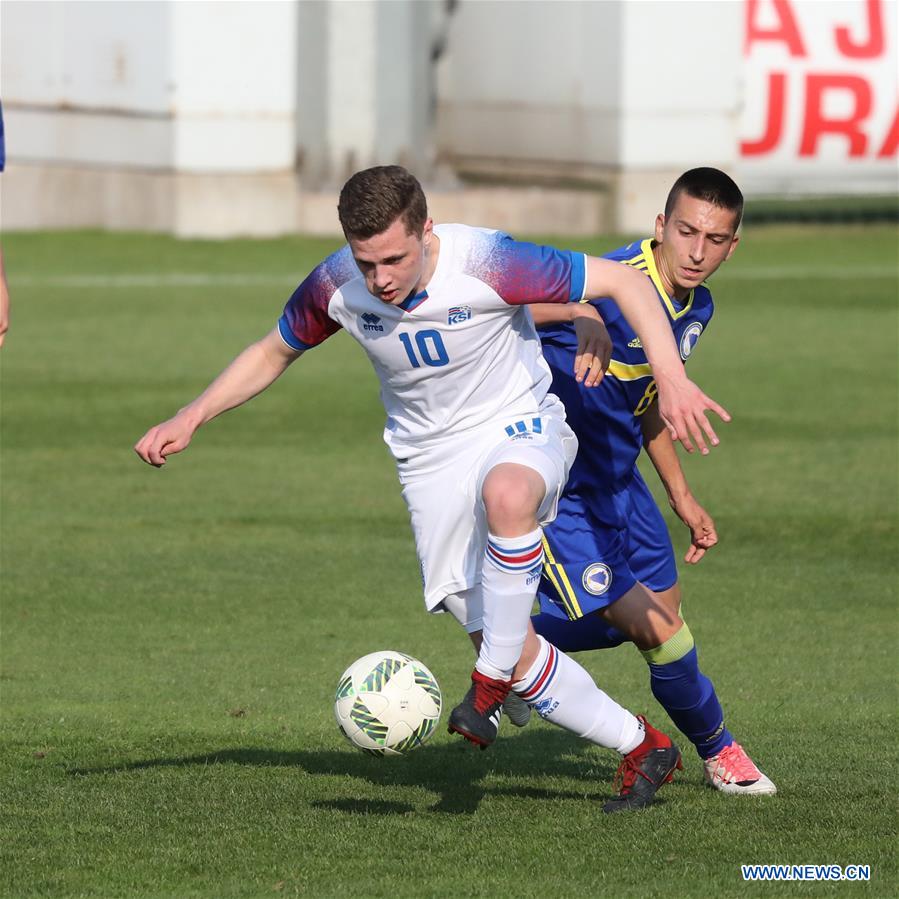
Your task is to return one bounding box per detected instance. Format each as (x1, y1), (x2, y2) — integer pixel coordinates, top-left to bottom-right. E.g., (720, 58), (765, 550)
(334, 650), (442, 756)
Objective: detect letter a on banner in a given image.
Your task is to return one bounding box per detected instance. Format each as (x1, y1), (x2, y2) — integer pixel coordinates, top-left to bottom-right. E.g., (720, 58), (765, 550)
(745, 0), (807, 56)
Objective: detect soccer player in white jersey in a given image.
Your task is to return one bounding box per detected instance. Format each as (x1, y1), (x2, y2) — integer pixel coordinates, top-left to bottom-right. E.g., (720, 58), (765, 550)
(135, 166), (729, 811)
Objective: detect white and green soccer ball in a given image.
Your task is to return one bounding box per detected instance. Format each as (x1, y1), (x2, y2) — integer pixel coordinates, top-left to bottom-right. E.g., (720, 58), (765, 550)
(334, 650), (442, 756)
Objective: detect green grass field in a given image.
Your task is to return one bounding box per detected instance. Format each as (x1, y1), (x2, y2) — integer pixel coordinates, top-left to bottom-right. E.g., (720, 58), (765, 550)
(1, 225), (896, 898)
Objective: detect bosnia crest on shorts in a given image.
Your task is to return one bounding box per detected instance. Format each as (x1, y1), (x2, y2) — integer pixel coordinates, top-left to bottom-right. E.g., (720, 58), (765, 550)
(582, 562), (612, 596)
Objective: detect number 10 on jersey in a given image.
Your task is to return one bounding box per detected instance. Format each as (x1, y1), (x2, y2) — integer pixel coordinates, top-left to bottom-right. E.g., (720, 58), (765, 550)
(398, 330), (450, 368)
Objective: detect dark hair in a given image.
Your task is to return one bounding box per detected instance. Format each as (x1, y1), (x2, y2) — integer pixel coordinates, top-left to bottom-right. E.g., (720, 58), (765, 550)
(337, 165), (428, 239)
(665, 167), (744, 230)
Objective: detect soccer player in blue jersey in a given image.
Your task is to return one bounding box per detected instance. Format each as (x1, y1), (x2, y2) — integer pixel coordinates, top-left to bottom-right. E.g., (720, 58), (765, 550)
(527, 168), (776, 795)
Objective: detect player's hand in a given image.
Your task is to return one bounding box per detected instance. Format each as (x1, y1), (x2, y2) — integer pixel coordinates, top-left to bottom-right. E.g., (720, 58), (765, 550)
(0, 268), (9, 349)
(571, 305), (611, 388)
(656, 375), (731, 455)
(134, 413), (198, 467)
(670, 493), (718, 564)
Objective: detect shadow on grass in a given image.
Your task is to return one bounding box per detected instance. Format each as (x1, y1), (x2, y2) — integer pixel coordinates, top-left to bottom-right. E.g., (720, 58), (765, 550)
(67, 728), (619, 815)
(310, 798), (417, 816)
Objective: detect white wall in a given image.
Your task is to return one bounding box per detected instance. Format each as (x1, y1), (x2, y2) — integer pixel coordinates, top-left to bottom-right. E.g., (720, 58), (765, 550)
(2, 1), (172, 112)
(2, 1), (175, 167)
(618, 2), (742, 167)
(295, 0), (438, 185)
(435, 0), (624, 168)
(1, 0), (297, 172)
(170, 1), (297, 171)
(435, 1), (741, 173)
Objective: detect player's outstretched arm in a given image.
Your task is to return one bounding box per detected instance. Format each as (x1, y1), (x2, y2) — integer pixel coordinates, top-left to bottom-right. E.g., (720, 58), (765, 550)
(641, 403), (718, 563)
(582, 256), (731, 454)
(134, 327), (302, 467)
(530, 302), (611, 387)
(0, 246), (10, 348)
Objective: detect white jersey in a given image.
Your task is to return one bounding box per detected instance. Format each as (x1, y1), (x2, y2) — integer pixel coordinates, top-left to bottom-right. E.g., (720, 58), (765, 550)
(278, 223), (587, 459)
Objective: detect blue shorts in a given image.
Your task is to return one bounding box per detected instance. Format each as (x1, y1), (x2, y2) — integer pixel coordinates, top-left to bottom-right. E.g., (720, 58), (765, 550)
(538, 468), (677, 621)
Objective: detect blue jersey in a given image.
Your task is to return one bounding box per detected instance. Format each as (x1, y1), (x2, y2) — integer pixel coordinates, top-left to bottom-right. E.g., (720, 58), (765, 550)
(537, 237), (714, 528)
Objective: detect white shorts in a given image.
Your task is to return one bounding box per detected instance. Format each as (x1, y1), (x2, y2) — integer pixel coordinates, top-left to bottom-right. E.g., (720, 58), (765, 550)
(396, 402), (578, 613)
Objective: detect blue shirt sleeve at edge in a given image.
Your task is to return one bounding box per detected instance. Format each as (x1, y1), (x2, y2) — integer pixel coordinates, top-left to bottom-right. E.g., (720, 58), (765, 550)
(277, 315), (312, 351)
(568, 252), (587, 302)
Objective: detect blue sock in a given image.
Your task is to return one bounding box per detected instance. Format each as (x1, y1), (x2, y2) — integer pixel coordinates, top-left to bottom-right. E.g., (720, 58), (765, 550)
(642, 624), (733, 759)
(531, 611), (627, 653)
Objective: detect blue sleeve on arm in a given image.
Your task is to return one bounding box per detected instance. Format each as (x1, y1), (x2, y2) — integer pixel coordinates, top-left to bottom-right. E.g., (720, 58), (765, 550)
(278, 315), (313, 351)
(568, 252), (586, 302)
(484, 234), (587, 306)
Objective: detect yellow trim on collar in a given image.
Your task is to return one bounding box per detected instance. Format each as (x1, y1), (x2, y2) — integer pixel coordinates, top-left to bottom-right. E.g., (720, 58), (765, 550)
(639, 238), (694, 320)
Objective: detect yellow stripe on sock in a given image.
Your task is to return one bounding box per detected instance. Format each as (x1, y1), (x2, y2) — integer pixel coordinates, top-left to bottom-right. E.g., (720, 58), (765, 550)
(640, 623), (695, 665)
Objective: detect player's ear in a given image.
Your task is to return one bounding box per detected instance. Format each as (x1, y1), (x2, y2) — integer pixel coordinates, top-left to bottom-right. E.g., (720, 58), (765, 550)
(724, 235), (740, 261)
(654, 213), (665, 243)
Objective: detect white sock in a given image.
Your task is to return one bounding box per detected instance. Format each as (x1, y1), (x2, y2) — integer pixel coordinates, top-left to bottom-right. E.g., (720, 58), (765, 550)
(475, 528), (544, 681)
(513, 635), (643, 754)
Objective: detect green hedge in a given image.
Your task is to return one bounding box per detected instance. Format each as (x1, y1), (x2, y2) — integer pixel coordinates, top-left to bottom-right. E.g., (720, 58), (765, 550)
(744, 194), (898, 224)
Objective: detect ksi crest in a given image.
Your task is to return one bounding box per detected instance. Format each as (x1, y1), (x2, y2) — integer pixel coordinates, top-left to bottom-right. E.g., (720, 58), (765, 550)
(447, 305), (472, 325)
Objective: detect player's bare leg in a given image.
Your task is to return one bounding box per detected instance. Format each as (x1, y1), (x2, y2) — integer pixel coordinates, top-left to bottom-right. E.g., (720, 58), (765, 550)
(651, 583), (683, 618)
(597, 582), (681, 651)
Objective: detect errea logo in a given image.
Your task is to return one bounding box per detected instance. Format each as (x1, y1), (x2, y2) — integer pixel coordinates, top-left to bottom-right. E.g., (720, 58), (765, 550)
(361, 312), (384, 332)
(533, 697), (560, 718)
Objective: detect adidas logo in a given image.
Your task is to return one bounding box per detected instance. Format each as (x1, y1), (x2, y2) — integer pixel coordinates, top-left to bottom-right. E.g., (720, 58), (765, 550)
(628, 337), (643, 348)
(361, 312), (384, 332)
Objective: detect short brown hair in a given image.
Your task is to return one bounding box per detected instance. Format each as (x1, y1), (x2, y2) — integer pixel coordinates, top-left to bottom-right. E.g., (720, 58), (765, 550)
(337, 165), (428, 239)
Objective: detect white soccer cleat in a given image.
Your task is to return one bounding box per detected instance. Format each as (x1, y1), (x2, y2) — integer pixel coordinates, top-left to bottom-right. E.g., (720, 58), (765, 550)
(704, 741), (777, 795)
(502, 692), (532, 728)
